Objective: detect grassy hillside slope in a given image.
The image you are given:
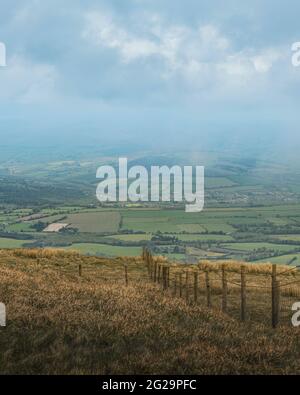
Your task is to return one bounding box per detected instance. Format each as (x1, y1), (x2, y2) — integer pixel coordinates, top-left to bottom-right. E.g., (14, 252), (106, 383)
(0, 249), (300, 374)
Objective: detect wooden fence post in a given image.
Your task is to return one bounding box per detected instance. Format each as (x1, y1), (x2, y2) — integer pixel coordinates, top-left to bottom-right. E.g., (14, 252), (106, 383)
(79, 263), (82, 277)
(153, 258), (156, 283)
(148, 254), (150, 279)
(154, 260), (157, 283)
(158, 265), (161, 284)
(146, 251), (150, 276)
(165, 267), (168, 290)
(163, 267), (167, 291)
(149, 254), (152, 280)
(179, 273), (183, 298)
(276, 280), (280, 326)
(124, 264), (128, 287)
(167, 267), (170, 288)
(148, 252), (151, 274)
(241, 265), (246, 322)
(194, 272), (198, 303)
(205, 270), (211, 308)
(272, 264), (279, 328)
(222, 264), (227, 313)
(174, 273), (178, 296)
(185, 271), (189, 302)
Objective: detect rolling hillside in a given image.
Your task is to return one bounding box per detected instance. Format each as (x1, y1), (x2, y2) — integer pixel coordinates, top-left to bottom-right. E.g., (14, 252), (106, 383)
(0, 249), (300, 374)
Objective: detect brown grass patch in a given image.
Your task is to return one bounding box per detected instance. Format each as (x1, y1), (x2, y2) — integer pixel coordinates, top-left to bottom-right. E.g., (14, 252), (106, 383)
(0, 249), (300, 374)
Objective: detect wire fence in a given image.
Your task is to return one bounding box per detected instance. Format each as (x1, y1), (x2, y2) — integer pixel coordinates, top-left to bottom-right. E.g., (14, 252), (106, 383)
(31, 249), (300, 329)
(143, 248), (300, 328)
(32, 254), (149, 284)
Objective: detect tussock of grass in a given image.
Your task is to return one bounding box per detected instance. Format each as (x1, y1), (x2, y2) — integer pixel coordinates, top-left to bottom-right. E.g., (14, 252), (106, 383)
(196, 259), (298, 276)
(10, 248), (80, 259)
(0, 249), (300, 374)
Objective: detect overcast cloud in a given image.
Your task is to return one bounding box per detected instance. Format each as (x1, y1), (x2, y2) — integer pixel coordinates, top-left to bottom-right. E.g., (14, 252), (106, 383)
(0, 0), (299, 153)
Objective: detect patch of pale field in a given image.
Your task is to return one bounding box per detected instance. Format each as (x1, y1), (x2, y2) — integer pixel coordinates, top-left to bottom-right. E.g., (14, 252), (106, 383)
(43, 223), (69, 232)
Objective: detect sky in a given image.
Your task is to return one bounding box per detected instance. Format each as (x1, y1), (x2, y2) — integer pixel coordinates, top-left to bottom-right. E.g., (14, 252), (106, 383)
(0, 0), (300, 156)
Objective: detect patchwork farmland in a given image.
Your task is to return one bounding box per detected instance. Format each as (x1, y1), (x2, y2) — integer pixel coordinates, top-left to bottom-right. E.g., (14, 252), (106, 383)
(1, 204), (300, 263)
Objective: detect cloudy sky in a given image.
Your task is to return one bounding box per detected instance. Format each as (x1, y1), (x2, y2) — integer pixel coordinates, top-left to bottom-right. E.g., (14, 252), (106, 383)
(0, 0), (300, 154)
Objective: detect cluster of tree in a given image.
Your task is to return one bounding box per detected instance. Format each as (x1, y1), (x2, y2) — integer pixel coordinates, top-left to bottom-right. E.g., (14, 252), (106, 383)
(119, 229), (147, 235)
(246, 248), (299, 262)
(233, 232), (269, 242)
(269, 239), (300, 246)
(30, 221), (48, 232)
(233, 223), (300, 235)
(59, 227), (79, 234)
(151, 234), (178, 243)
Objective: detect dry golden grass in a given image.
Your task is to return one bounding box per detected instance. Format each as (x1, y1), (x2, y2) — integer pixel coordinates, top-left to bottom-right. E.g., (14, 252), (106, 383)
(195, 259), (299, 276)
(0, 249), (300, 374)
(10, 248), (80, 259)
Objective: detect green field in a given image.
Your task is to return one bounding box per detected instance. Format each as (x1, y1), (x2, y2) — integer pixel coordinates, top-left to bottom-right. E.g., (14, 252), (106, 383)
(176, 224), (207, 233)
(261, 253), (300, 265)
(120, 209), (234, 234)
(34, 214), (68, 224)
(0, 238), (29, 248)
(118, 206), (300, 235)
(206, 177), (237, 188)
(65, 212), (121, 233)
(6, 222), (35, 232)
(40, 207), (83, 215)
(273, 235), (300, 242)
(223, 242), (297, 253)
